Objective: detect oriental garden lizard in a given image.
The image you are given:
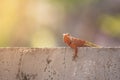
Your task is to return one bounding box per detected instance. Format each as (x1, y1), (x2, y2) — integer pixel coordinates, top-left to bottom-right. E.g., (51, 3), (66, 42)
(63, 33), (101, 60)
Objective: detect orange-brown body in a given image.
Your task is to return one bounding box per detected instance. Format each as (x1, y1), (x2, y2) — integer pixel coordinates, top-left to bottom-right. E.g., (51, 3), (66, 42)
(63, 33), (86, 59)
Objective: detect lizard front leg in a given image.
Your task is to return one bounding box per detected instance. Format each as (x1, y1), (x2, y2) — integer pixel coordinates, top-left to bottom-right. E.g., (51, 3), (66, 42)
(73, 47), (78, 60)
(69, 43), (78, 60)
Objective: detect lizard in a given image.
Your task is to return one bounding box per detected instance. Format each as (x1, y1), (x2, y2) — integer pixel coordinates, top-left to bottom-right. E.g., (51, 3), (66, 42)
(63, 33), (101, 60)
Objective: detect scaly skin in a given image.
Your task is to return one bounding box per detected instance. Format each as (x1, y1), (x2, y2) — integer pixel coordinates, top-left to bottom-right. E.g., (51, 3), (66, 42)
(63, 33), (100, 60)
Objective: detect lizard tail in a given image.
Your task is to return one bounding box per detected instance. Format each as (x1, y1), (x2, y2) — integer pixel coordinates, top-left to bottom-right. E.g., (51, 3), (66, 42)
(84, 41), (102, 48)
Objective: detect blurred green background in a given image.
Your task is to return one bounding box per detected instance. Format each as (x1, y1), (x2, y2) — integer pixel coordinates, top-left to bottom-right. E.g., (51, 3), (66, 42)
(0, 0), (120, 47)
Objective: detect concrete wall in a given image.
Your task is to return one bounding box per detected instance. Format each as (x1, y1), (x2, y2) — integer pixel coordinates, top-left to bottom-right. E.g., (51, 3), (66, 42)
(0, 48), (119, 80)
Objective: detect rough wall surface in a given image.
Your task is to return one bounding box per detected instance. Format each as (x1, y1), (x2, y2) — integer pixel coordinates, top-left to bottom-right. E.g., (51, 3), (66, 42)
(0, 48), (119, 80)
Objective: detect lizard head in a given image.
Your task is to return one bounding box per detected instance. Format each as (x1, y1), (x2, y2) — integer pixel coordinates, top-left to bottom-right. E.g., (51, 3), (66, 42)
(63, 33), (71, 45)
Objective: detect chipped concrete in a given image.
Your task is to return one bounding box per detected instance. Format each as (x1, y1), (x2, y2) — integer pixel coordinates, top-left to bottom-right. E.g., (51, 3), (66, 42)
(0, 47), (120, 80)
